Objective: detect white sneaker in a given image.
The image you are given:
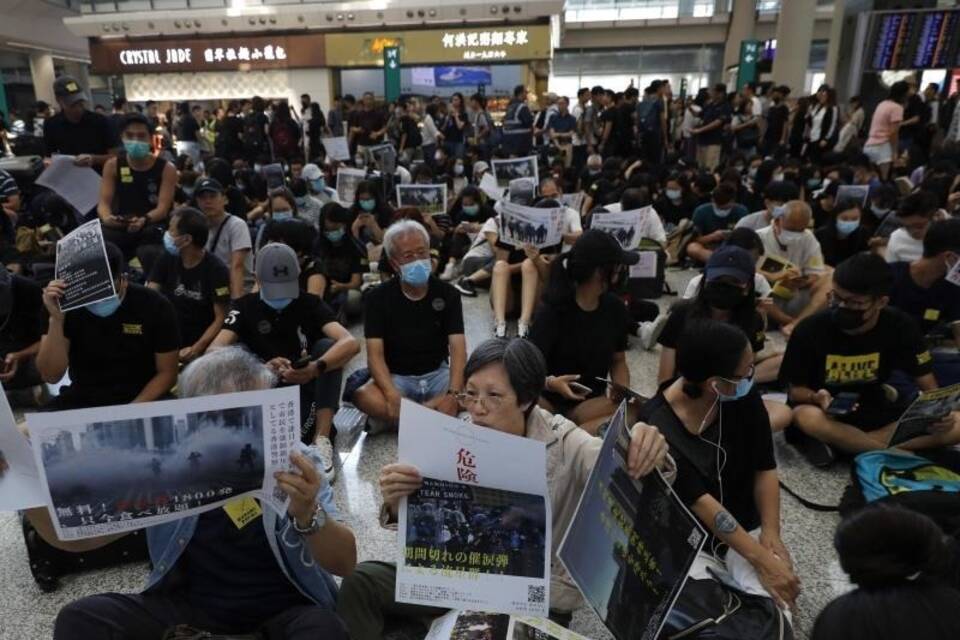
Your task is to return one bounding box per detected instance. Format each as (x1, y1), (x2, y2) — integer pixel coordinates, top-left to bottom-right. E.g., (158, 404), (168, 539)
(638, 314), (669, 351)
(313, 435), (337, 483)
(517, 322), (530, 338)
(495, 322), (508, 338)
(439, 261), (459, 281)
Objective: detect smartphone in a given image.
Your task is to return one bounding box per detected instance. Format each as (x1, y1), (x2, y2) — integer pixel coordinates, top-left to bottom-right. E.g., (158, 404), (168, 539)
(568, 382), (592, 396)
(290, 356), (314, 370)
(826, 392), (859, 416)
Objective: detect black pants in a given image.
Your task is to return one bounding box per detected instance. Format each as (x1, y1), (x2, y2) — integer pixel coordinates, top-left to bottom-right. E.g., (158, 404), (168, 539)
(298, 338), (343, 443)
(53, 592), (348, 640)
(102, 224), (164, 275)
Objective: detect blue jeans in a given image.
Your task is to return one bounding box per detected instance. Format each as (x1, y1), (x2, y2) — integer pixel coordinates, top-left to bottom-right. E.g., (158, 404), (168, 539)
(390, 363), (450, 404)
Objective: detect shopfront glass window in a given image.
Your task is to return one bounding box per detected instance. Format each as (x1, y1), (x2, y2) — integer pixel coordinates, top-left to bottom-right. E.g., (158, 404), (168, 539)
(565, 0), (715, 22)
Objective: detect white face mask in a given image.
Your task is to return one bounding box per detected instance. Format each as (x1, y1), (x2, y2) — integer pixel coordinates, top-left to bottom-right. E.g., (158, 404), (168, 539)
(778, 228), (805, 245)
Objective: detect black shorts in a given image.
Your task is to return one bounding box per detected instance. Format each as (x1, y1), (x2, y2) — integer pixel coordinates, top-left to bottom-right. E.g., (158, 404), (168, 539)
(843, 402), (905, 432)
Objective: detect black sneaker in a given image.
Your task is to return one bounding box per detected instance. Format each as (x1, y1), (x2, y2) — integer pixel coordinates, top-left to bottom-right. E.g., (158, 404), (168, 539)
(789, 429), (836, 469)
(454, 277), (478, 297)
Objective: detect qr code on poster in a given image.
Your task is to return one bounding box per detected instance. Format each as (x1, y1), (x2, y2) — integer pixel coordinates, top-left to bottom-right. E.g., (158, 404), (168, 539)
(528, 585), (545, 604)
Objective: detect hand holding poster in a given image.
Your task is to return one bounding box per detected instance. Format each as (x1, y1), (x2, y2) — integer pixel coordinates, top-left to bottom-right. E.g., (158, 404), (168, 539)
(492, 156), (539, 189)
(0, 383), (46, 511)
(26, 386), (300, 540)
(591, 208), (649, 251)
(54, 219), (117, 312)
(397, 184), (448, 216)
(396, 400), (551, 617)
(498, 202), (564, 250)
(890, 382), (960, 446)
(36, 154), (102, 215)
(559, 402), (705, 640)
(336, 167), (367, 207)
(321, 136), (351, 161)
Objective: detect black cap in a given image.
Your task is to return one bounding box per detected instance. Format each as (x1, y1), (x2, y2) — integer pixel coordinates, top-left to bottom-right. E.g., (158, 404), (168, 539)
(705, 246), (754, 285)
(570, 229), (640, 267)
(194, 177), (224, 195)
(53, 75), (88, 106)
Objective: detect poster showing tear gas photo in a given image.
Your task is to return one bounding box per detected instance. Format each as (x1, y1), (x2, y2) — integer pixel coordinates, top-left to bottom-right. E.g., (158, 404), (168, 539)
(321, 136), (351, 161)
(397, 184), (448, 216)
(336, 167), (367, 206)
(54, 219), (117, 313)
(396, 401), (551, 617)
(590, 208), (652, 251)
(425, 610), (591, 640)
(492, 156), (539, 189)
(498, 203), (564, 250)
(367, 143), (397, 174)
(26, 386), (300, 540)
(558, 402), (706, 640)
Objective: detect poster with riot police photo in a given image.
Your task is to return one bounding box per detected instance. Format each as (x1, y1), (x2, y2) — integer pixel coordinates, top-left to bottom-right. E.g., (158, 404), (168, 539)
(590, 208), (650, 251)
(367, 143), (397, 175)
(492, 156), (539, 189)
(54, 219), (117, 313)
(397, 184), (448, 216)
(336, 167), (367, 206)
(26, 386), (300, 541)
(498, 202), (564, 250)
(396, 401), (551, 617)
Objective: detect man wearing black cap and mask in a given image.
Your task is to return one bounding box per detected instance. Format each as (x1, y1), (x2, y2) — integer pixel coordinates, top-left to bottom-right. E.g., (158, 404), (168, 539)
(0, 269), (45, 396)
(781, 252), (960, 468)
(43, 75), (119, 170)
(196, 176), (253, 299)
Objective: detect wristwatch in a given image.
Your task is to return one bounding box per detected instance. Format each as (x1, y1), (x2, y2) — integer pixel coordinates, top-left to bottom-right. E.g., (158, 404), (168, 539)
(290, 503), (327, 536)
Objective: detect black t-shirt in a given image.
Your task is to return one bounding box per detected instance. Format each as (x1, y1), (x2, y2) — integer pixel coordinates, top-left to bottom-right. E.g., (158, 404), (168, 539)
(222, 292), (337, 363)
(653, 195), (695, 227)
(764, 103), (789, 146)
(780, 308), (933, 406)
(401, 115), (422, 148)
(364, 277), (464, 375)
(888, 261), (960, 340)
(637, 390), (775, 537)
(215, 116), (244, 159)
(57, 284), (180, 405)
(599, 108), (617, 139)
(314, 236), (365, 286)
(43, 110), (117, 160)
(0, 274), (45, 356)
(814, 224), (871, 268)
(658, 302), (766, 355)
(149, 252), (230, 348)
(356, 109), (386, 146)
(528, 293), (630, 397)
(176, 115), (199, 142)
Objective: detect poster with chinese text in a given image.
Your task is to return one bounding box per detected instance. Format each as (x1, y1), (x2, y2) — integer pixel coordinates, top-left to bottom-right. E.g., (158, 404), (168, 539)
(54, 219), (117, 312)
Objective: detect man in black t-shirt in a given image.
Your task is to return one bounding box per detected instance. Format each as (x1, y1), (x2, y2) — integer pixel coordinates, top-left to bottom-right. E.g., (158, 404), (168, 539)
(37, 242), (180, 409)
(211, 243), (359, 481)
(0, 270), (45, 393)
(43, 75), (119, 171)
(354, 220), (466, 430)
(782, 253), (960, 468)
(148, 207), (229, 362)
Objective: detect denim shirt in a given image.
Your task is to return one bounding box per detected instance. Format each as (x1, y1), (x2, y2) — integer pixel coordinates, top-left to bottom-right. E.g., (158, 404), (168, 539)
(143, 468), (341, 609)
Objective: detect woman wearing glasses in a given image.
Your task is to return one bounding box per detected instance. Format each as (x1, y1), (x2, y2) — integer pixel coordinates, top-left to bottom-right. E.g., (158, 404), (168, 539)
(641, 318), (799, 629)
(337, 338), (673, 639)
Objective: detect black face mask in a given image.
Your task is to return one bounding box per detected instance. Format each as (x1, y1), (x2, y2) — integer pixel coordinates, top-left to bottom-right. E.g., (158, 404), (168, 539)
(830, 304), (868, 330)
(703, 281), (745, 310)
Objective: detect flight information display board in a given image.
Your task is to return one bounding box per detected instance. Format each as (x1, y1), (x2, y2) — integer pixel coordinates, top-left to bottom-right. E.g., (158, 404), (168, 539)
(867, 9), (960, 71)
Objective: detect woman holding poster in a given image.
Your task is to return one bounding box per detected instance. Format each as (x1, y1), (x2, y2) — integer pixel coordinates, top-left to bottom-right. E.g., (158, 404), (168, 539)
(337, 338), (673, 640)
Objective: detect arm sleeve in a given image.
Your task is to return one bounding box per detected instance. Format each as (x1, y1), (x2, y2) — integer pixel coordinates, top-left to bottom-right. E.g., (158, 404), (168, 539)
(444, 286), (465, 335)
(896, 314), (935, 378)
(363, 288), (386, 339)
(748, 394), (776, 471)
(149, 295), (181, 353)
(227, 217), (253, 252)
(528, 305), (561, 362)
(778, 322), (819, 388)
(210, 258), (231, 301)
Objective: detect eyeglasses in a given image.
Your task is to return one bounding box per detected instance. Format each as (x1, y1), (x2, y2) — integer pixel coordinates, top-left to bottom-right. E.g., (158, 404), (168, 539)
(456, 391), (505, 411)
(828, 290), (874, 311)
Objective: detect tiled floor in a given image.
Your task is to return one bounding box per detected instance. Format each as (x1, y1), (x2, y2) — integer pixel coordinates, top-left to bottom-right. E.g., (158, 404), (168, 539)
(0, 269), (854, 639)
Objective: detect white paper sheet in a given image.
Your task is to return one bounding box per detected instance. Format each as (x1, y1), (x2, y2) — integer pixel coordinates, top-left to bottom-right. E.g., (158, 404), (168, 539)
(26, 386), (299, 540)
(336, 167), (367, 207)
(0, 385), (45, 511)
(629, 251), (658, 279)
(946, 257), (960, 286)
(36, 155), (102, 215)
(396, 400), (551, 617)
(591, 208), (648, 250)
(492, 156), (539, 189)
(498, 202), (564, 250)
(479, 172), (504, 202)
(321, 136), (351, 161)
(397, 183), (448, 216)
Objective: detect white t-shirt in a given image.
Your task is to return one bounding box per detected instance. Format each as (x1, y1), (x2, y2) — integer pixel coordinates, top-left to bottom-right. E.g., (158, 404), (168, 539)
(683, 273), (772, 299)
(463, 216), (499, 261)
(885, 228), (924, 263)
(207, 214), (254, 287)
(736, 210), (772, 231)
(757, 226), (826, 276)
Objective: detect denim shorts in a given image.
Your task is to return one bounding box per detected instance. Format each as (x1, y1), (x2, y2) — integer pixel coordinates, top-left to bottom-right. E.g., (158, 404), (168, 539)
(391, 363), (451, 404)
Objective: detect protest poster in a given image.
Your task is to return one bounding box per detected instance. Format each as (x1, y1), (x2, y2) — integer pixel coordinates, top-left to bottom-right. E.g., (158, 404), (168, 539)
(336, 167), (366, 206)
(889, 382), (960, 446)
(492, 156), (539, 189)
(0, 384), (45, 511)
(559, 402), (706, 640)
(425, 610), (590, 640)
(397, 183), (448, 216)
(629, 252), (658, 279)
(261, 163), (286, 190)
(36, 154), (102, 215)
(26, 386), (300, 540)
(591, 208), (650, 251)
(480, 172), (505, 201)
(560, 193), (584, 215)
(54, 219), (117, 312)
(836, 184), (870, 207)
(498, 202), (564, 250)
(367, 143), (397, 174)
(396, 400), (551, 617)
(321, 136), (351, 161)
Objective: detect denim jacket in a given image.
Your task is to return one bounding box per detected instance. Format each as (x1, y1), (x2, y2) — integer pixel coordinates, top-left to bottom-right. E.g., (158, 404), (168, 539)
(143, 455), (341, 609)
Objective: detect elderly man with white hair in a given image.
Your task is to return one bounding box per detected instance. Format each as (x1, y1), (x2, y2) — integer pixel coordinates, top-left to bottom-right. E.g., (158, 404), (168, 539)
(15, 346), (357, 640)
(353, 220), (467, 431)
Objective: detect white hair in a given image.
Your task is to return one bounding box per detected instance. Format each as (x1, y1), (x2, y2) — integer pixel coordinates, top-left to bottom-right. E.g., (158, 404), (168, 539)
(179, 346), (276, 398)
(382, 219), (430, 260)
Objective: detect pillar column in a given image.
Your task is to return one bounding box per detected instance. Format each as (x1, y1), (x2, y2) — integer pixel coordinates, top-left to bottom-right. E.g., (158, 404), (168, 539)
(771, 0), (817, 93)
(723, 0), (757, 71)
(29, 52), (56, 106)
(824, 0), (846, 87)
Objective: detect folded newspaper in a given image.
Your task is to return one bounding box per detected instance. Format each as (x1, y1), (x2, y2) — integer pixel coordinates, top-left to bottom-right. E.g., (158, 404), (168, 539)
(889, 382), (960, 447)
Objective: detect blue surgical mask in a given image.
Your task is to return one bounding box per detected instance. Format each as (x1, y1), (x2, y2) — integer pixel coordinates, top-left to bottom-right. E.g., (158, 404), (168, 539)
(871, 205), (890, 218)
(716, 375), (754, 402)
(359, 198), (376, 212)
(836, 219), (860, 236)
(771, 205), (787, 219)
(87, 295), (122, 318)
(399, 258), (431, 286)
(778, 229), (804, 245)
(259, 291), (294, 311)
(462, 204), (480, 217)
(713, 205), (732, 218)
(123, 139), (151, 160)
(162, 231), (180, 256)
(310, 178), (325, 192)
(325, 228), (345, 243)
(666, 188), (682, 201)
(272, 210), (293, 221)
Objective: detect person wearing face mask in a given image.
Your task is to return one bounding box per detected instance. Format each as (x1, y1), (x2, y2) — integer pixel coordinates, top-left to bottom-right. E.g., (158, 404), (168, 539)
(337, 338), (671, 639)
(640, 319), (798, 621)
(653, 175), (696, 228)
(37, 241), (180, 410)
(815, 198), (871, 267)
(147, 207), (229, 365)
(195, 177), (253, 300)
(577, 153), (604, 194)
(301, 162), (337, 205)
(686, 183), (748, 264)
(439, 186), (495, 283)
(211, 243), (359, 481)
(735, 180), (800, 232)
(97, 114), (177, 270)
(349, 181), (394, 250)
(313, 203), (365, 319)
(352, 221), (466, 431)
(254, 187), (303, 253)
(885, 190), (942, 263)
(782, 253), (960, 468)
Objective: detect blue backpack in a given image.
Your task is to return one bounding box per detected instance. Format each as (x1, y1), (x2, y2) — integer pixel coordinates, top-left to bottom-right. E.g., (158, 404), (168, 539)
(854, 449), (960, 503)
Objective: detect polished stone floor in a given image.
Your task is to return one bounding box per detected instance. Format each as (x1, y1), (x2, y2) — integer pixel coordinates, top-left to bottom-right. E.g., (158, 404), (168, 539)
(0, 269), (855, 640)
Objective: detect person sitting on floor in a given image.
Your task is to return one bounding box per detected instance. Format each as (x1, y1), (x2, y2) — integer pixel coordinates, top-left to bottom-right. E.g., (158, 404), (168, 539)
(685, 182), (748, 264)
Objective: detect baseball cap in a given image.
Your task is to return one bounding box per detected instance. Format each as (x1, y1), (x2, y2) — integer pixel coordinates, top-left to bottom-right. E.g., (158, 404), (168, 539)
(569, 229), (640, 267)
(256, 243), (301, 300)
(302, 163), (323, 181)
(53, 76), (88, 106)
(194, 177), (224, 195)
(0, 269), (11, 316)
(705, 246), (754, 285)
